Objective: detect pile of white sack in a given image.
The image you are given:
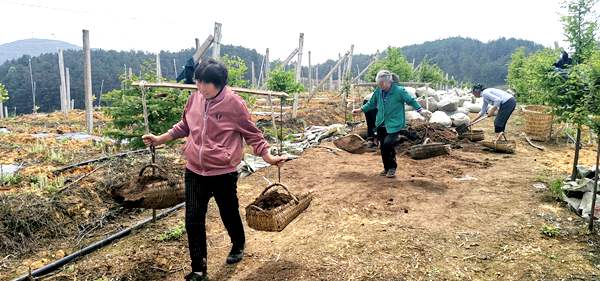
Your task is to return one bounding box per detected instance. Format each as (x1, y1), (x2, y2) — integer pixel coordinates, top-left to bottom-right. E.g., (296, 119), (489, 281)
(402, 86), (485, 128)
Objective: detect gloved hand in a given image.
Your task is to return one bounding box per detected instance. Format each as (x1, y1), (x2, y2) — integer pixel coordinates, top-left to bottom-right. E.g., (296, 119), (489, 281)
(418, 109), (432, 120)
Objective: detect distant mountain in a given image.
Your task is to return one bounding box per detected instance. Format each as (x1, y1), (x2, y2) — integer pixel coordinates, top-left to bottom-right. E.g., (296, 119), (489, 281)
(0, 36), (545, 114)
(401, 37), (544, 86)
(0, 39), (80, 63)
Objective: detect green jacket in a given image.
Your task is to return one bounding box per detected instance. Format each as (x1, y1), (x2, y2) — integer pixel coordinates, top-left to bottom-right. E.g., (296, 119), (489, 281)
(361, 83), (422, 133)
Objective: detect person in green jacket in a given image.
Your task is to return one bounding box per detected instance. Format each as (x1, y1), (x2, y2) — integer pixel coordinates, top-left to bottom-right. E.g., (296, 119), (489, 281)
(353, 70), (430, 178)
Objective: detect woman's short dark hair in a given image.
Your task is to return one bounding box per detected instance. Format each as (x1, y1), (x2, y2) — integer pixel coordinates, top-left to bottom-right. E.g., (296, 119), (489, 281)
(194, 59), (228, 89)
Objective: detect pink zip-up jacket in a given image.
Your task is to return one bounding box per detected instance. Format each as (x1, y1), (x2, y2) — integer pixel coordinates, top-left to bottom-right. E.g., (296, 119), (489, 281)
(168, 86), (269, 176)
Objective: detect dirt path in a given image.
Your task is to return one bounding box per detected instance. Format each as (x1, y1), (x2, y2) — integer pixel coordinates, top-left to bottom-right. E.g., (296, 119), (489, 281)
(22, 123), (599, 280)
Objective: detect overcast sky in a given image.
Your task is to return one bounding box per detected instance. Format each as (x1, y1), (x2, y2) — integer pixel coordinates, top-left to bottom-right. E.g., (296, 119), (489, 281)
(1, 0), (568, 63)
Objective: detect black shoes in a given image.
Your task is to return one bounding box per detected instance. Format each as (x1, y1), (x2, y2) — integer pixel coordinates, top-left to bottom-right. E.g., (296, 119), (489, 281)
(386, 168), (396, 178)
(185, 271), (208, 281)
(226, 245), (244, 264)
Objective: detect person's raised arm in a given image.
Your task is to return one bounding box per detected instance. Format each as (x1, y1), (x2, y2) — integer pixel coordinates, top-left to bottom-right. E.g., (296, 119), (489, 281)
(353, 90), (377, 114)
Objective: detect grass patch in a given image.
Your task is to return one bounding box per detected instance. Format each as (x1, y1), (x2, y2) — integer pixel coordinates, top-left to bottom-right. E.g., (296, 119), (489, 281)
(158, 223), (186, 241)
(27, 140), (46, 154)
(549, 178), (565, 201)
(541, 224), (561, 237)
(0, 173), (22, 186)
(47, 149), (66, 164)
(30, 174), (65, 193)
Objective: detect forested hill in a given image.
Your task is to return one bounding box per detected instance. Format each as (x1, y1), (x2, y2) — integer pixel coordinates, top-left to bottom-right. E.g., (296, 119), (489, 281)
(401, 37), (544, 86)
(0, 37), (543, 114)
(0, 39), (79, 64)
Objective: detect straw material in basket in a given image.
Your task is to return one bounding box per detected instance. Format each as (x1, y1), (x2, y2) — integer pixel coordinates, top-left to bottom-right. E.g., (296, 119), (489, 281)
(246, 183), (312, 232)
(522, 105), (553, 142)
(459, 130), (485, 142)
(112, 164), (185, 209)
(333, 134), (367, 154)
(481, 140), (516, 153)
(409, 143), (449, 160)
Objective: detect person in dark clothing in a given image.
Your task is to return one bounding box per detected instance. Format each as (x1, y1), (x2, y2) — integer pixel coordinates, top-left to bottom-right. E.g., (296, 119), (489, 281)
(362, 92), (377, 143)
(143, 59), (286, 281)
(353, 70), (430, 178)
(176, 58), (197, 84)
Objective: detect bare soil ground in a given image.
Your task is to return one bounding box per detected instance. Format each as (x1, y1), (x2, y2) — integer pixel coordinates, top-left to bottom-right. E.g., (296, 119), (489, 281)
(2, 98), (600, 281)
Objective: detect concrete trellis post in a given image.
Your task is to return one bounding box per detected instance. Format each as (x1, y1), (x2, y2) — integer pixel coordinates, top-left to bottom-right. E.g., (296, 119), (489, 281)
(156, 53), (162, 82)
(292, 33), (304, 118)
(308, 51), (312, 92)
(308, 51), (350, 101)
(212, 22), (222, 59)
(251, 61), (256, 88)
(173, 59), (178, 79)
(58, 49), (67, 114)
(65, 67), (71, 111)
(29, 58), (36, 113)
(337, 53), (342, 90)
(264, 48), (270, 83)
(82, 29), (94, 134)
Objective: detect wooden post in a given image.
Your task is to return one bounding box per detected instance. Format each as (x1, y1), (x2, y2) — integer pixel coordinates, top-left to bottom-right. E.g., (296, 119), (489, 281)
(65, 67), (71, 111)
(28, 57), (36, 113)
(3, 106), (7, 118)
(156, 53), (162, 82)
(173, 58), (178, 79)
(308, 51), (312, 92)
(0, 100), (3, 119)
(212, 22), (222, 59)
(251, 61), (256, 88)
(329, 72), (333, 91)
(293, 33), (304, 118)
(128, 67), (133, 79)
(82, 29), (93, 134)
(58, 49), (67, 114)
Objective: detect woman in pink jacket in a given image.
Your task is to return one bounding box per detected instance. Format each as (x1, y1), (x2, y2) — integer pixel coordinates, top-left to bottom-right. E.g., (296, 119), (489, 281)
(143, 59), (286, 281)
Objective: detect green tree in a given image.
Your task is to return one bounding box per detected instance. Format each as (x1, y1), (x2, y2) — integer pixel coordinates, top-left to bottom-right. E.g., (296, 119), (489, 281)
(221, 55), (249, 87)
(414, 58), (445, 85)
(561, 0), (598, 64)
(0, 83), (8, 103)
(507, 48), (559, 104)
(366, 47), (414, 82)
(266, 68), (304, 94)
(102, 75), (189, 148)
(552, 0), (599, 180)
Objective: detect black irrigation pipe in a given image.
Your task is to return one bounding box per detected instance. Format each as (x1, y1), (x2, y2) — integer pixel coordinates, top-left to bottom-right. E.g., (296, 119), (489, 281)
(12, 202), (185, 281)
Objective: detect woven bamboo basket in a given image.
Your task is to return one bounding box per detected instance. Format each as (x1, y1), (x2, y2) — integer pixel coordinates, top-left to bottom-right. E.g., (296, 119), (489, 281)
(459, 130), (485, 142)
(246, 183), (312, 232)
(333, 134), (367, 154)
(522, 105), (553, 142)
(481, 140), (516, 153)
(409, 143), (449, 160)
(112, 164), (184, 209)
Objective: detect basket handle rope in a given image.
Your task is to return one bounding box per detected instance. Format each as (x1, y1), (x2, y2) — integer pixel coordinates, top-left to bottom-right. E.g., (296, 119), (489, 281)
(260, 183), (299, 203)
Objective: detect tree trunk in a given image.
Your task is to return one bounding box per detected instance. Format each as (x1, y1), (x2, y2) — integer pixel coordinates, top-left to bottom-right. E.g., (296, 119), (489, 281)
(571, 126), (582, 181)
